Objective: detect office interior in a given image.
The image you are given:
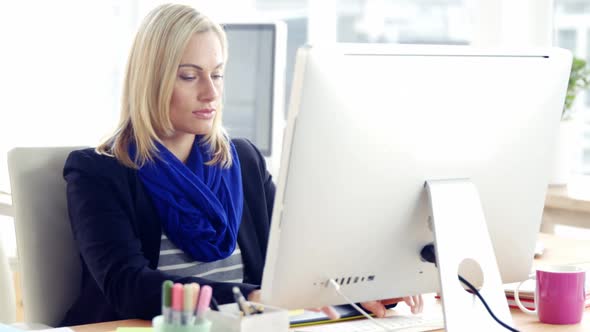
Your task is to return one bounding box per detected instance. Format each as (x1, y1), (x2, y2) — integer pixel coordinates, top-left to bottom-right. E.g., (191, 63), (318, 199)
(1, 0), (590, 327)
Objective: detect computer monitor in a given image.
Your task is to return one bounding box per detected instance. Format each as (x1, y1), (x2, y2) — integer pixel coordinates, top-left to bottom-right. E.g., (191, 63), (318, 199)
(221, 22), (286, 174)
(260, 44), (571, 310)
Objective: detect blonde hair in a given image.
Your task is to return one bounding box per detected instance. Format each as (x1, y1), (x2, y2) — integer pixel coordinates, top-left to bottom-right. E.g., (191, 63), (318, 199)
(97, 3), (231, 168)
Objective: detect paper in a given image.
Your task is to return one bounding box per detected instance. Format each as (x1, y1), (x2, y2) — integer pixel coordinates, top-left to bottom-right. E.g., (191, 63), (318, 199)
(116, 328), (153, 332)
(0, 325), (72, 332)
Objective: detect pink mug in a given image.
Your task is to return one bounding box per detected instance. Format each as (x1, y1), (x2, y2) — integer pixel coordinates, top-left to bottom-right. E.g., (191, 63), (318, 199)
(514, 265), (585, 324)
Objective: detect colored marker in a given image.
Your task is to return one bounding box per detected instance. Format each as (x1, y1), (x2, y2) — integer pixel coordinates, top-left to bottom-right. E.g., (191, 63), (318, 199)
(183, 284), (194, 325)
(162, 280), (173, 324)
(189, 283), (200, 325)
(191, 283), (200, 311)
(172, 283), (183, 325)
(194, 285), (212, 324)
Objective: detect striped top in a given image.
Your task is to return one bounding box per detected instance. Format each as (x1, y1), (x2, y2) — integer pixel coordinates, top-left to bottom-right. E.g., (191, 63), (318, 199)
(157, 233), (244, 283)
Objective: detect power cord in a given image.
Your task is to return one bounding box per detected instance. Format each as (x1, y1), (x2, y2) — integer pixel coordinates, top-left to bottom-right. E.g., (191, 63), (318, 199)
(328, 279), (392, 331)
(458, 275), (519, 332)
(421, 244), (519, 332)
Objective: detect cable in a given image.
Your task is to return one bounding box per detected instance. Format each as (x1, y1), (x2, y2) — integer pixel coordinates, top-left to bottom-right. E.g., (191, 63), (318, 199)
(420, 244), (519, 331)
(328, 279), (392, 331)
(458, 275), (519, 332)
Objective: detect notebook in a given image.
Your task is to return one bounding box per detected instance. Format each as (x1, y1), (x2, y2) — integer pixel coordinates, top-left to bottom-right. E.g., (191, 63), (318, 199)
(290, 313), (444, 332)
(289, 304), (376, 327)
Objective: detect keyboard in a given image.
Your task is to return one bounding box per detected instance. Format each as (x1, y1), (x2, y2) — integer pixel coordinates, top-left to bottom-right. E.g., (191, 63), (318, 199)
(291, 314), (445, 332)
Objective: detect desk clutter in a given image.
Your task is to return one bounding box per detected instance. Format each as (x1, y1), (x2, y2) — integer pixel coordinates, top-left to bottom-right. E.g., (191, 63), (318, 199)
(151, 281), (289, 332)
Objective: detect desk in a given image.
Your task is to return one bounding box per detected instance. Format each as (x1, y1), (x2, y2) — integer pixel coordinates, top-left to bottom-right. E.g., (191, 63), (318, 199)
(69, 233), (590, 332)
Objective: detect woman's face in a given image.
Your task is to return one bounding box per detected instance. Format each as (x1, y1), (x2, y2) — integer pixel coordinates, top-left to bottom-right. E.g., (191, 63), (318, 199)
(169, 31), (224, 138)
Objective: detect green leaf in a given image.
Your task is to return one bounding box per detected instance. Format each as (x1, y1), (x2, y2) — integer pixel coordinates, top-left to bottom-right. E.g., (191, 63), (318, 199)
(563, 56), (590, 120)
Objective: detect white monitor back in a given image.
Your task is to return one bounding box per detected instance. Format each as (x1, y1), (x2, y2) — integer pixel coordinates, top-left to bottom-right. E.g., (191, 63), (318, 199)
(261, 44), (571, 309)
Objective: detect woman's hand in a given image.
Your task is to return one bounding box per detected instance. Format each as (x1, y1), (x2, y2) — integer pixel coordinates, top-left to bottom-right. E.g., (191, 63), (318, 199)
(247, 289), (261, 302)
(361, 295), (424, 318)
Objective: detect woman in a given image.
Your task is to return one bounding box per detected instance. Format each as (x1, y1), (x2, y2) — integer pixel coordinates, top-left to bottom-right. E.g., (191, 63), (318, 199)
(61, 3), (421, 325)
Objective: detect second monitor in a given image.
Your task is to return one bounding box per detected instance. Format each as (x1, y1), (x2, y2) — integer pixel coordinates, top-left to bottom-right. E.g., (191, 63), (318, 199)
(222, 22), (286, 173)
(261, 44), (571, 310)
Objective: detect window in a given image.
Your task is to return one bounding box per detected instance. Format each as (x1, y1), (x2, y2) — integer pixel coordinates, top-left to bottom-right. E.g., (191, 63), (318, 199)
(0, 0), (473, 259)
(336, 0), (470, 45)
(0, 0), (138, 262)
(0, 1), (135, 193)
(554, 0), (590, 174)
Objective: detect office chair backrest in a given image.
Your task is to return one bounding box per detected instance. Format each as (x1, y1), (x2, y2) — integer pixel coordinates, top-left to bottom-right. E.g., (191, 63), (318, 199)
(0, 234), (16, 323)
(8, 147), (84, 326)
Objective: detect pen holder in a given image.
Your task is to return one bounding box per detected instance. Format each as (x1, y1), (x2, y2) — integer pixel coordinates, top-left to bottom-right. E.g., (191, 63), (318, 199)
(205, 302), (289, 332)
(153, 315), (212, 332)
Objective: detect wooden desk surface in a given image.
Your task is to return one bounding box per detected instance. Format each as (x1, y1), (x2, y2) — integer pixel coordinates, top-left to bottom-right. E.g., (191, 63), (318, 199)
(69, 233), (590, 332)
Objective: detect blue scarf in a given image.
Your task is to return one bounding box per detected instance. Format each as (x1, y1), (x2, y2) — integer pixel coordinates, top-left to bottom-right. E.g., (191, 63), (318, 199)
(134, 139), (243, 262)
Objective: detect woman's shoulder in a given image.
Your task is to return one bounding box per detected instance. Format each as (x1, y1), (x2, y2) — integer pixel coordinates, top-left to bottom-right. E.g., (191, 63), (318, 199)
(232, 138), (265, 169)
(64, 148), (131, 179)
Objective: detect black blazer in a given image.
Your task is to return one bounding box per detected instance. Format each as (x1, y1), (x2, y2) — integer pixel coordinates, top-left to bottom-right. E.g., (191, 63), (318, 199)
(60, 138), (275, 326)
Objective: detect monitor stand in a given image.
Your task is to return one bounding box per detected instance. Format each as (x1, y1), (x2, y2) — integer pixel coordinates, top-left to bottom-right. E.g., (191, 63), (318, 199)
(425, 179), (513, 331)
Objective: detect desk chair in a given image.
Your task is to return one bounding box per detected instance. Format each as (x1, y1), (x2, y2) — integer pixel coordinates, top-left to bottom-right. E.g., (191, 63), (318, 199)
(0, 234), (16, 323)
(7, 147), (84, 327)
